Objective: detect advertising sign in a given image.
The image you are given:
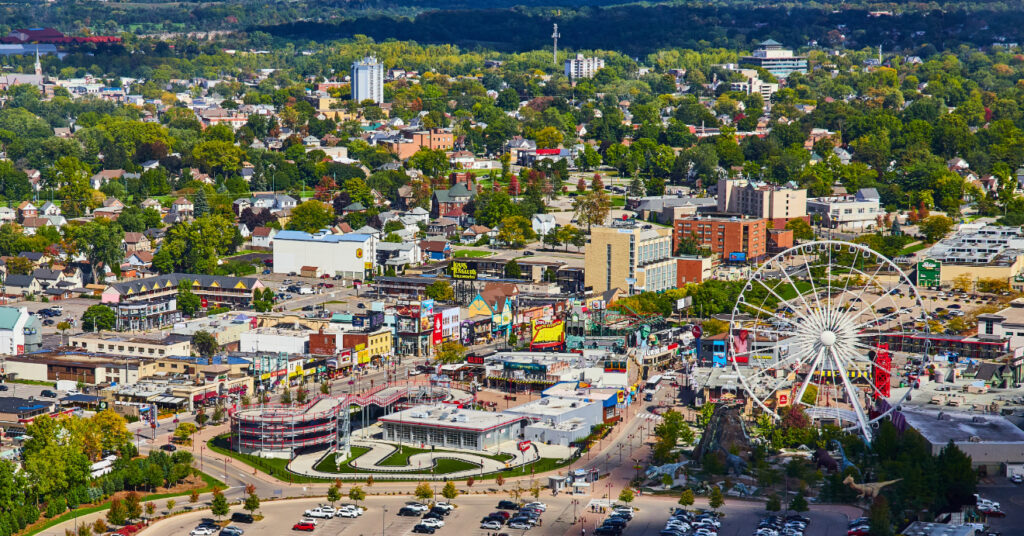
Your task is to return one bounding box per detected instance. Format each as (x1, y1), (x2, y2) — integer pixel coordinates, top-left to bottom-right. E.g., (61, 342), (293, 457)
(777, 392), (790, 407)
(873, 343), (892, 399)
(504, 362), (546, 373)
(352, 316), (365, 328)
(467, 355), (485, 365)
(201, 297), (208, 308)
(517, 440), (532, 452)
(451, 261), (478, 280)
(530, 319), (566, 350)
(728, 252), (747, 263)
(691, 325), (703, 339)
(916, 259), (941, 287)
(420, 299), (435, 331)
(432, 313), (443, 345)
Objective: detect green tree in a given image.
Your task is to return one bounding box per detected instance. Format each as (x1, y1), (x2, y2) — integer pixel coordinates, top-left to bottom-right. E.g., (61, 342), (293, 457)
(287, 200), (334, 233)
(172, 422), (197, 444)
(244, 491), (260, 517)
(81, 305), (115, 332)
(766, 494), (781, 513)
(414, 482), (433, 502)
(124, 492), (142, 522)
(708, 485), (724, 512)
(193, 188), (209, 218)
(919, 215), (955, 243)
(177, 280), (201, 316)
(496, 215), (535, 248)
(678, 489), (694, 508)
(441, 481), (458, 502)
(165, 499), (175, 513)
(191, 330), (218, 357)
(192, 140), (245, 176)
(789, 491), (808, 512)
(617, 488), (635, 505)
(348, 485), (366, 504)
(72, 218), (125, 284)
(327, 483), (342, 507)
(435, 341), (467, 364)
(107, 499), (126, 526)
(210, 489), (229, 519)
(281, 387), (292, 404)
(409, 149), (450, 178)
(573, 189), (611, 232)
(4, 255), (33, 275)
(425, 279), (455, 302)
(785, 218), (814, 241)
(504, 259), (522, 278)
(54, 156), (94, 218)
(868, 496), (894, 536)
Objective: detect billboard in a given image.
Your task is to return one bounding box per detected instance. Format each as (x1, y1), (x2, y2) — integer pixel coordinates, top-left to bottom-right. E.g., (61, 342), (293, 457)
(916, 259), (941, 287)
(728, 252), (747, 263)
(873, 343), (892, 399)
(432, 313), (443, 345)
(451, 261), (478, 280)
(530, 320), (566, 350)
(420, 299), (434, 331)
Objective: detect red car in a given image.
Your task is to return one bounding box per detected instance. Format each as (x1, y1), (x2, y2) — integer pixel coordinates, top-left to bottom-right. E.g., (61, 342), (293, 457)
(848, 529), (870, 536)
(320, 274), (330, 279)
(293, 522), (316, 532)
(981, 508), (1006, 517)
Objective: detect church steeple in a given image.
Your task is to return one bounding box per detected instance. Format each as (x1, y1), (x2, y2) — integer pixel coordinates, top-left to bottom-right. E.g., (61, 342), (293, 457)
(34, 45), (41, 77)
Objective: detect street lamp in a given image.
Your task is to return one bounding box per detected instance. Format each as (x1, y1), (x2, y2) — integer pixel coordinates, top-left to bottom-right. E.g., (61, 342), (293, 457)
(382, 508), (387, 536)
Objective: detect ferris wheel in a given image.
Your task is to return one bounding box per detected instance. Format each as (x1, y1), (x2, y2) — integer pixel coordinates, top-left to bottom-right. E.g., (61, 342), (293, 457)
(728, 240), (930, 441)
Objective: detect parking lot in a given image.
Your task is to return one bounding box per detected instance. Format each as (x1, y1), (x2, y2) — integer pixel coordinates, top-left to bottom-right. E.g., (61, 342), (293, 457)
(135, 493), (859, 536)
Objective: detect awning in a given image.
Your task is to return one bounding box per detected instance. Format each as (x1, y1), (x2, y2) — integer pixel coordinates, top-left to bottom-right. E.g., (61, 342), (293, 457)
(192, 394), (203, 402)
(204, 392), (217, 400)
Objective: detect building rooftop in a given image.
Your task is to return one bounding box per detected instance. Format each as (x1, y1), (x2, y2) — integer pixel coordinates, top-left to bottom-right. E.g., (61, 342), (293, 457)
(901, 407), (1024, 445)
(274, 230), (372, 243)
(379, 404), (528, 432)
(505, 396), (598, 417)
(0, 396), (52, 415)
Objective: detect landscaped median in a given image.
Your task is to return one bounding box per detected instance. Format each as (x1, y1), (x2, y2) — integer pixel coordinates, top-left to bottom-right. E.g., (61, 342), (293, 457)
(23, 472), (225, 536)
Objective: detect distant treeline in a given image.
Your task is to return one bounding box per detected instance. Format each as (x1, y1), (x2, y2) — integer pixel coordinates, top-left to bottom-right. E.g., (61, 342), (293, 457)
(257, 4), (1024, 55)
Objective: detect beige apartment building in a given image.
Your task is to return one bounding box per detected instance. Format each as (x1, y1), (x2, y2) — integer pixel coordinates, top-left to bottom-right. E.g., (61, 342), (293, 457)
(584, 223), (676, 295)
(716, 178), (807, 229)
(68, 333), (192, 358)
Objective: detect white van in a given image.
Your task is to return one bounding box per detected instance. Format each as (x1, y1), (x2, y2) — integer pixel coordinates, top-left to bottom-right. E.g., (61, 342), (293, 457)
(299, 286), (314, 295)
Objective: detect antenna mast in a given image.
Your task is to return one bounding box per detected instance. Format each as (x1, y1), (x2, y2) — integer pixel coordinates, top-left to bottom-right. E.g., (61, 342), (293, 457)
(552, 24), (560, 66)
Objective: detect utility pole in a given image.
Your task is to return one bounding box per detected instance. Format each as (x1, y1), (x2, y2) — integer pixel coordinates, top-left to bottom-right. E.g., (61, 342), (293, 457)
(551, 24), (560, 67)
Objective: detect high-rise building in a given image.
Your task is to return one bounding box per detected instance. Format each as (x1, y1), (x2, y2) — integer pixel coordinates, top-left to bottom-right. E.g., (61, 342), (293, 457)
(584, 222), (676, 295)
(716, 178), (807, 229)
(740, 40), (808, 78)
(351, 56), (384, 104)
(564, 54), (605, 79)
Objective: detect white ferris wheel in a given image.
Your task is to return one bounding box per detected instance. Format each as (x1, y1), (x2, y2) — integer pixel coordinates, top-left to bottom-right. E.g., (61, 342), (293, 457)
(728, 240), (930, 440)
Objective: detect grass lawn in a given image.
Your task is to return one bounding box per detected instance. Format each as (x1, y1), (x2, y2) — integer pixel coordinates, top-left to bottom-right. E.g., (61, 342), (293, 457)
(452, 250), (493, 258)
(208, 435), (334, 483)
(898, 243), (928, 255)
(610, 196), (626, 208)
(313, 446), (372, 472)
(6, 378), (54, 386)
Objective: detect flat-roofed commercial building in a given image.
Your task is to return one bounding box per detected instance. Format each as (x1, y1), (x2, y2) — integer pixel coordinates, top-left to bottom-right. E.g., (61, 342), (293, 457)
(379, 404), (530, 451)
(584, 222), (676, 295)
(673, 214), (767, 263)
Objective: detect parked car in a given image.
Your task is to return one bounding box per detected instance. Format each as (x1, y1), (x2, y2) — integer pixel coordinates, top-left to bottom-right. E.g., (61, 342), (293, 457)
(397, 507), (421, 516)
(405, 502), (429, 513)
(292, 522), (316, 532)
(160, 444), (177, 452)
(0, 385), (7, 391)
(221, 527), (244, 536)
(419, 518), (444, 528)
(231, 513), (254, 524)
(190, 527), (217, 536)
(40, 390), (57, 398)
(508, 521), (531, 530)
(497, 500), (520, 510)
(412, 525), (435, 534)
(481, 521), (502, 530)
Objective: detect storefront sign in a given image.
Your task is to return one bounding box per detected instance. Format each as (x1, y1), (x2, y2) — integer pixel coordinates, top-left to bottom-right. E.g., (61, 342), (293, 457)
(451, 261), (478, 280)
(518, 440), (532, 451)
(432, 313), (443, 345)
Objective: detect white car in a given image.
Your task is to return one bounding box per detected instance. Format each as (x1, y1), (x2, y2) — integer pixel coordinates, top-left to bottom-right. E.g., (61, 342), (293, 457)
(190, 528), (216, 536)
(524, 502), (547, 511)
(405, 503), (429, 513)
(508, 521), (531, 530)
(694, 529), (716, 536)
(340, 504), (365, 516)
(299, 518), (318, 526)
(335, 508), (359, 518)
(433, 503), (454, 513)
(419, 519), (445, 529)
(1011, 474), (1023, 484)
(481, 521), (502, 530)
(304, 508), (333, 519)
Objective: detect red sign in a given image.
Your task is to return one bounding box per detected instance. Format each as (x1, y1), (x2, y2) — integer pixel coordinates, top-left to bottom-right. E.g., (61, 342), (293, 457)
(691, 325), (703, 339)
(250, 317), (258, 329)
(432, 312), (443, 345)
(517, 440), (532, 452)
(777, 393), (790, 407)
(201, 297), (208, 308)
(467, 356), (485, 365)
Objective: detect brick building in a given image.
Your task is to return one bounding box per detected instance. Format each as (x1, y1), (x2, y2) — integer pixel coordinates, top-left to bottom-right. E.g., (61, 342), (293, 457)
(673, 215), (767, 262)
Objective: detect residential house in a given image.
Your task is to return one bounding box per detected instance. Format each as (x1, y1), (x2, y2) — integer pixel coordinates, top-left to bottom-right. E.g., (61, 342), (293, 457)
(21, 217), (51, 236)
(0, 208), (15, 223)
(122, 232), (151, 254)
(32, 268), (65, 290)
(405, 207), (430, 225)
(431, 182), (475, 219)
(251, 227), (277, 249)
(376, 242), (422, 269)
(3, 274), (41, 297)
(531, 214), (557, 237)
(16, 201), (37, 222)
(141, 198), (163, 212)
(90, 169), (139, 190)
(427, 217), (458, 237)
(461, 225), (492, 244)
(39, 202), (60, 217)
(169, 197), (194, 221)
(419, 240), (451, 262)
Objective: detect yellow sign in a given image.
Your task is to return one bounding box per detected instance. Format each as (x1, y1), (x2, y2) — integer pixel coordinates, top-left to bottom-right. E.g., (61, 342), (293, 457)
(451, 261), (478, 280)
(357, 350), (370, 364)
(356, 248), (363, 258)
(531, 320), (565, 346)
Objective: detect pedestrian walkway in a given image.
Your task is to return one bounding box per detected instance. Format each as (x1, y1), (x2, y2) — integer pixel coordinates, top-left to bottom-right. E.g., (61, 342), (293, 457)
(287, 439), (539, 480)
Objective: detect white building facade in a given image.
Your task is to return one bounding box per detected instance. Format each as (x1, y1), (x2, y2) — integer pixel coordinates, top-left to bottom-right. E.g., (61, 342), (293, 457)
(806, 191), (881, 232)
(351, 57), (384, 104)
(273, 230), (376, 279)
(564, 54), (605, 79)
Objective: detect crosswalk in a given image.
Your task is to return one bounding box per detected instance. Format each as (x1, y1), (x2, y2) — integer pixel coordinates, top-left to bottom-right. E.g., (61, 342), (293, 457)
(638, 413), (663, 422)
